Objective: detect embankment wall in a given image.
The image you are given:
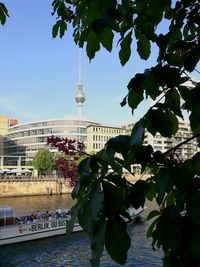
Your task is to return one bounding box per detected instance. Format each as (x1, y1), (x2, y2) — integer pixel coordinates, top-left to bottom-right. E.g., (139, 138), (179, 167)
(0, 174), (149, 197)
(0, 179), (72, 197)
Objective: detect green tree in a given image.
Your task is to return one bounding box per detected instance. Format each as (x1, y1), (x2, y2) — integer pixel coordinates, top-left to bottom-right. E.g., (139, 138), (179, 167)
(51, 1), (200, 266)
(33, 148), (55, 176)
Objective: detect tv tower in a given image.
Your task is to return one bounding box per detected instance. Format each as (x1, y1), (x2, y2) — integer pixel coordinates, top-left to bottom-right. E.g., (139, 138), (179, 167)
(75, 49), (85, 116)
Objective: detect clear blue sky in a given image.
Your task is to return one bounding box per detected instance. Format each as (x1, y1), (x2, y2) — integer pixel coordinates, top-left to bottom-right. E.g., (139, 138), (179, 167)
(0, 1), (199, 126)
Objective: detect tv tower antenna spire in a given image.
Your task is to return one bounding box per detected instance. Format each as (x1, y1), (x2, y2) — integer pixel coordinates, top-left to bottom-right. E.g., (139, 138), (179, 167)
(75, 48), (85, 116)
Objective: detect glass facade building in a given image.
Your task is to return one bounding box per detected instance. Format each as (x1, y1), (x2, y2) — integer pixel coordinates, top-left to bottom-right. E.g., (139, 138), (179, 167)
(4, 117), (100, 161)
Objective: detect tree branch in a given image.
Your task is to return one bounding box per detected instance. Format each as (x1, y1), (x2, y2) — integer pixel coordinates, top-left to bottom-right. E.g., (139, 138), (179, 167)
(162, 131), (200, 156)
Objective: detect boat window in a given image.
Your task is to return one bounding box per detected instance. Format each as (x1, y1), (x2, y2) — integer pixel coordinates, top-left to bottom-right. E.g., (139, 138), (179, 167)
(0, 206), (15, 226)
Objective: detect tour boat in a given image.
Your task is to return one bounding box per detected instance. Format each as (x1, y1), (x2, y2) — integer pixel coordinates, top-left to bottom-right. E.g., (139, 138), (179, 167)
(0, 205), (146, 246)
(0, 205), (82, 246)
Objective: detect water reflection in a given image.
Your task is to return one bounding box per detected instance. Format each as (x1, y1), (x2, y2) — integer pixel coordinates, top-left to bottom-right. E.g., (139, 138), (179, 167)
(0, 222), (162, 266)
(0, 194), (74, 216)
(0, 195), (162, 266)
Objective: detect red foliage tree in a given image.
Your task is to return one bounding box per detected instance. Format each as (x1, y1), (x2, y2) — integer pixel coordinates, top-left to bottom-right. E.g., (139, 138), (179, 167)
(47, 136), (85, 186)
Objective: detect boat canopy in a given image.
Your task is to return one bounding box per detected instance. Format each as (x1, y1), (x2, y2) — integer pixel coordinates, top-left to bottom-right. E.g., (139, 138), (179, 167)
(0, 205), (15, 227)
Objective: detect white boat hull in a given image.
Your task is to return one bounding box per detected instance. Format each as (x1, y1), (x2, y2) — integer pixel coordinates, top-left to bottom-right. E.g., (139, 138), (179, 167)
(0, 218), (82, 246)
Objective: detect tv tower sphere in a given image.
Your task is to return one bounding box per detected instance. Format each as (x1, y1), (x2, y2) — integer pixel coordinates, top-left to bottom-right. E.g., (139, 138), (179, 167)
(75, 84), (85, 104)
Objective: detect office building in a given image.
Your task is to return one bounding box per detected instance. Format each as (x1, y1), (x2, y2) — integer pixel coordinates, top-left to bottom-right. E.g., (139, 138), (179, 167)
(123, 121), (199, 161)
(0, 116), (18, 156)
(4, 117), (100, 162)
(86, 124), (126, 153)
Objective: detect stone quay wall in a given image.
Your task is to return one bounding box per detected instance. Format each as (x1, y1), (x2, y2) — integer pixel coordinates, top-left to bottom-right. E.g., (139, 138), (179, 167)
(0, 178), (72, 197)
(0, 174), (150, 197)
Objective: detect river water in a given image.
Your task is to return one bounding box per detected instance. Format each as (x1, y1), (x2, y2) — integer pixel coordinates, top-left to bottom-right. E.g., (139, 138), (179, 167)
(0, 195), (163, 266)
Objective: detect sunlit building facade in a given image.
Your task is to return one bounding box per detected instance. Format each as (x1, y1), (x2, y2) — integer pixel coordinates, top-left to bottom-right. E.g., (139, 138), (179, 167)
(86, 124), (126, 153)
(2, 118), (199, 165)
(123, 121), (199, 161)
(4, 117), (100, 162)
(0, 116), (18, 156)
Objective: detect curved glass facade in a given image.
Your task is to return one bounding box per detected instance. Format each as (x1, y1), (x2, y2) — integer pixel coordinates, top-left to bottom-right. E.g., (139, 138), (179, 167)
(4, 117), (100, 161)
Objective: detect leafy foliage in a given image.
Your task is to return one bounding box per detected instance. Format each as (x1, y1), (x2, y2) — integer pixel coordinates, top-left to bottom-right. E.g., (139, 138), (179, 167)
(1, 0), (200, 266)
(50, 0), (200, 266)
(0, 2), (9, 26)
(33, 148), (55, 176)
(47, 135), (85, 186)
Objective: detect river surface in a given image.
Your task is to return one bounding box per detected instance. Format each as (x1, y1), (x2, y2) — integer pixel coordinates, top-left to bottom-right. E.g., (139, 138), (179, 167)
(0, 195), (163, 266)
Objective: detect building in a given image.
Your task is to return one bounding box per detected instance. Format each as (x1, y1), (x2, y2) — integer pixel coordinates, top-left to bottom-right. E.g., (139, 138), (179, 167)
(3, 49), (91, 163)
(164, 121), (199, 160)
(4, 117), (100, 162)
(1, 52), (198, 165)
(4, 120), (126, 160)
(86, 124), (126, 153)
(123, 121), (199, 161)
(0, 116), (18, 156)
(3, 118), (199, 164)
(2, 51), (127, 163)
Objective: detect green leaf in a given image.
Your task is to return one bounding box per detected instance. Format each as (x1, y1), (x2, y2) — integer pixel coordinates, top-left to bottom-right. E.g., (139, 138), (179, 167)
(73, 157), (92, 197)
(100, 26), (114, 52)
(135, 30), (151, 60)
(135, 0), (148, 13)
(190, 106), (200, 134)
(71, 178), (81, 199)
(184, 44), (200, 72)
(143, 69), (160, 100)
(105, 218), (130, 265)
(145, 181), (157, 201)
(78, 181), (104, 233)
(119, 30), (132, 66)
(102, 180), (126, 213)
(52, 21), (59, 38)
(130, 119), (145, 148)
(165, 88), (183, 118)
(159, 65), (180, 88)
(59, 20), (67, 38)
(165, 53), (183, 66)
(157, 208), (182, 252)
(191, 152), (200, 174)
(88, 181), (104, 223)
(95, 149), (110, 175)
(87, 1), (107, 23)
(179, 83), (200, 133)
(146, 0), (163, 23)
(66, 202), (80, 233)
(105, 174), (128, 189)
(134, 145), (153, 165)
(91, 18), (106, 33)
(187, 190), (200, 226)
(90, 216), (106, 267)
(154, 168), (170, 205)
(147, 210), (160, 221)
(147, 109), (178, 137)
(168, 28), (182, 48)
(128, 86), (144, 112)
(78, 157), (91, 178)
(86, 31), (100, 60)
(189, 227), (200, 259)
(106, 135), (130, 156)
(147, 217), (159, 239)
(166, 191), (176, 207)
(0, 3), (9, 26)
(52, 0), (62, 14)
(89, 156), (100, 174)
(130, 180), (146, 209)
